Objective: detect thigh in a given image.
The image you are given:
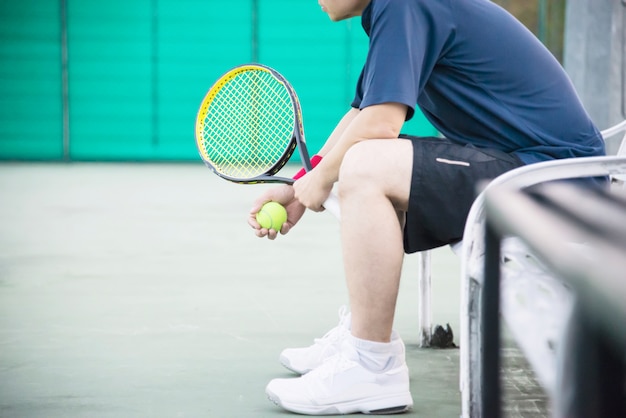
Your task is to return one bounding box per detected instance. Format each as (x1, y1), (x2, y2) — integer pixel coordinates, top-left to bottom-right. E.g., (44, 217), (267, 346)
(403, 136), (525, 253)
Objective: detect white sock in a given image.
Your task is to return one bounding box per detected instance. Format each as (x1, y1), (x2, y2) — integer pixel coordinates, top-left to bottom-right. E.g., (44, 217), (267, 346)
(347, 332), (404, 372)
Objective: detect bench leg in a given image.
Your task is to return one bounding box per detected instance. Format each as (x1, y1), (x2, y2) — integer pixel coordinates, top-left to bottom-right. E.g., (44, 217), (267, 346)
(462, 277), (484, 418)
(417, 250), (432, 347)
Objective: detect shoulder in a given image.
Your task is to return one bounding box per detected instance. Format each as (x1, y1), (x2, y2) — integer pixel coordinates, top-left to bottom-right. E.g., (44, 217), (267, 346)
(365, 0), (455, 50)
(370, 0), (451, 17)
(367, 0), (454, 33)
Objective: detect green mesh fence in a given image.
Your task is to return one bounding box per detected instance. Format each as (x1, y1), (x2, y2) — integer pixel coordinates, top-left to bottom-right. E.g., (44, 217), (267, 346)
(0, 0), (437, 161)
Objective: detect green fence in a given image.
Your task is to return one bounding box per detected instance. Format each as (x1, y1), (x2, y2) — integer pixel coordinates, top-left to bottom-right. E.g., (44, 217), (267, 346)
(0, 0), (64, 160)
(0, 0), (437, 161)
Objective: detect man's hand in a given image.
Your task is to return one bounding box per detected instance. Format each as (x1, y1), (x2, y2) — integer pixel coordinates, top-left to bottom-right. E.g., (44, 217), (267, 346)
(248, 184), (306, 240)
(292, 167), (334, 212)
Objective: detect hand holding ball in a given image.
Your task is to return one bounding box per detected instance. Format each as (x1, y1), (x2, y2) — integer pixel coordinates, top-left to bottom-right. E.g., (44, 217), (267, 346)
(256, 201), (288, 231)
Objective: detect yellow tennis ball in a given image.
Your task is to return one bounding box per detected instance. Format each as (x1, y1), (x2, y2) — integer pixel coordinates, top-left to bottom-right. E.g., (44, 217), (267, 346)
(256, 201), (288, 231)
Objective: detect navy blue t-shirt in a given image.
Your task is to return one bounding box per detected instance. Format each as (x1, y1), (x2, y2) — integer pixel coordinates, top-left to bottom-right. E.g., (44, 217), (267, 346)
(351, 0), (605, 164)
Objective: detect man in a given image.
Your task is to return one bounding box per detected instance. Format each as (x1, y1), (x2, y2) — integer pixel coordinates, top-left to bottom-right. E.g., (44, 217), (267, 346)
(248, 0), (605, 415)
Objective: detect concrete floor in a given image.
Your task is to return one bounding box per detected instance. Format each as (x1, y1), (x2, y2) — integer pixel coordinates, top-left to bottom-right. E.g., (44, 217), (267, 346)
(0, 163), (545, 417)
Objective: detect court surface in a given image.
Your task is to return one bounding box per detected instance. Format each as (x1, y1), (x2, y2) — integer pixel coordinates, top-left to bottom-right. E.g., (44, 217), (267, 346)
(0, 163), (545, 417)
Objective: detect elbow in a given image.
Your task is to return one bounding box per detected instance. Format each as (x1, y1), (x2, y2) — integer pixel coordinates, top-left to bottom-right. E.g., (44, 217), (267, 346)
(357, 103), (407, 141)
(376, 123), (402, 140)
(356, 121), (402, 143)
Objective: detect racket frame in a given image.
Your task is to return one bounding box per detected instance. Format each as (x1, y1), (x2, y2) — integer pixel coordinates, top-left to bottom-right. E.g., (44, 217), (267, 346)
(195, 63), (341, 219)
(195, 63), (313, 185)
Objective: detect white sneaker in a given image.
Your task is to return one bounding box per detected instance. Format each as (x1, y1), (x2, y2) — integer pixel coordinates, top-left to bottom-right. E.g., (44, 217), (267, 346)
(267, 339), (413, 415)
(279, 306), (351, 374)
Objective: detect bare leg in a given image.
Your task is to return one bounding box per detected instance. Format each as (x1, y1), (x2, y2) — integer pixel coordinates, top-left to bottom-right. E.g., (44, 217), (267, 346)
(338, 139), (414, 342)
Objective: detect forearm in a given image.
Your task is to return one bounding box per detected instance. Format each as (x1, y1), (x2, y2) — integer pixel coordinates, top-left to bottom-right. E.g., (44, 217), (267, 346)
(316, 103), (408, 185)
(317, 107), (361, 157)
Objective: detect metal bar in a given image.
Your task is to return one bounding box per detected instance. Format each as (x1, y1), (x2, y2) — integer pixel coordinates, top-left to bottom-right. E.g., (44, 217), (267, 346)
(484, 182), (626, 416)
(417, 250), (432, 347)
(480, 222), (501, 418)
(486, 185), (626, 343)
(596, 332), (626, 416)
(560, 300), (626, 417)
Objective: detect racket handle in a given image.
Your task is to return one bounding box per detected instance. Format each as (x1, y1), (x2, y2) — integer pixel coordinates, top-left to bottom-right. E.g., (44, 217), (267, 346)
(323, 192), (341, 219)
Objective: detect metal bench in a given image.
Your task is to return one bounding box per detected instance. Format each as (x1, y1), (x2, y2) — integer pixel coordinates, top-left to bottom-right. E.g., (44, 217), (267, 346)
(414, 119), (626, 416)
(482, 179), (626, 417)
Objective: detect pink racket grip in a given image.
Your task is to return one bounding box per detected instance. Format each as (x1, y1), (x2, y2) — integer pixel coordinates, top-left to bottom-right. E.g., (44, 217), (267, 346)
(323, 192), (341, 219)
(293, 154), (324, 180)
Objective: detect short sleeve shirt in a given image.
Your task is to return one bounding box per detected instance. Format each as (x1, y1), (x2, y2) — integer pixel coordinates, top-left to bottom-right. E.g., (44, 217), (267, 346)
(351, 0), (605, 164)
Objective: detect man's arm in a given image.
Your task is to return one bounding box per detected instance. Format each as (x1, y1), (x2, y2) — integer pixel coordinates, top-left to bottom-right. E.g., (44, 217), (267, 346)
(317, 107), (361, 157)
(319, 103), (407, 182)
(294, 102), (408, 210)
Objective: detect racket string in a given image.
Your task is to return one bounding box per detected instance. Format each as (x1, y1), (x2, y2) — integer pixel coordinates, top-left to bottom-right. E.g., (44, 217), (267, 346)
(199, 69), (295, 179)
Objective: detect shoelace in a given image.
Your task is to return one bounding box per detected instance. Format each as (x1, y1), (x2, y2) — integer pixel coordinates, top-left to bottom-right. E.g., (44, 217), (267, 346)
(313, 348), (357, 382)
(312, 306), (351, 354)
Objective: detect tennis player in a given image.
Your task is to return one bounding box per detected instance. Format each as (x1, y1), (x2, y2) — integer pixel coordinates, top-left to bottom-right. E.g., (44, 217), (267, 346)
(249, 0), (605, 414)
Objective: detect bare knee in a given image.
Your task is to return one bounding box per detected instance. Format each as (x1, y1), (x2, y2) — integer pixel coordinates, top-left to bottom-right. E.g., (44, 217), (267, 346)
(338, 142), (385, 197)
(338, 140), (413, 210)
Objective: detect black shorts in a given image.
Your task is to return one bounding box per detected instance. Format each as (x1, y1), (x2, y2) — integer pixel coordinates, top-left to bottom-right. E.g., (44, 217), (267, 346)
(402, 135), (525, 253)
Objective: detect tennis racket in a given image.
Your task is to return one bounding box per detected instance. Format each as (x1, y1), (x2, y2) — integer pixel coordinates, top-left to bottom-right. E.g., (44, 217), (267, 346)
(195, 64), (340, 219)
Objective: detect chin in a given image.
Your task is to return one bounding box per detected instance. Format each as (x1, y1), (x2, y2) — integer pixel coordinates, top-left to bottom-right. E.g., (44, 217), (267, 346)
(328, 13), (349, 21)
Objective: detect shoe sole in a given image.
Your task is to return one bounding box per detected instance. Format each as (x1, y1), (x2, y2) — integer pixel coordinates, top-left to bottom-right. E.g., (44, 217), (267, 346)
(266, 388), (413, 415)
